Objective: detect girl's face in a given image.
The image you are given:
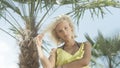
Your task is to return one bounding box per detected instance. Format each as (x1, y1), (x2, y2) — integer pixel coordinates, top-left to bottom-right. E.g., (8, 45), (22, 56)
(55, 21), (73, 42)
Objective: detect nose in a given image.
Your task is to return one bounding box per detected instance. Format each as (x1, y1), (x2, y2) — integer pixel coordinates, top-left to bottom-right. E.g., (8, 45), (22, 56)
(62, 29), (67, 35)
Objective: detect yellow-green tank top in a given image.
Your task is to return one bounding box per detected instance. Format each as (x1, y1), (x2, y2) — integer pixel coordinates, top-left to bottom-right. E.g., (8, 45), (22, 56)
(56, 43), (89, 68)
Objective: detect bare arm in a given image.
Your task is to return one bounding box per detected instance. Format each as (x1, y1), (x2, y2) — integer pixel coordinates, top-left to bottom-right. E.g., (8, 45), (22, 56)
(62, 41), (91, 68)
(49, 48), (57, 68)
(36, 34), (52, 68)
(37, 46), (51, 68)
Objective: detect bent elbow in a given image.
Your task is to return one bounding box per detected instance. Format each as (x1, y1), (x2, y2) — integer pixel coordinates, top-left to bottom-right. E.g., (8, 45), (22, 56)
(84, 62), (89, 66)
(82, 60), (90, 66)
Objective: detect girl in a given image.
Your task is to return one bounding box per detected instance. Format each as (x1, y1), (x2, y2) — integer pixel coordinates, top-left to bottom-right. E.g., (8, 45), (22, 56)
(36, 15), (91, 68)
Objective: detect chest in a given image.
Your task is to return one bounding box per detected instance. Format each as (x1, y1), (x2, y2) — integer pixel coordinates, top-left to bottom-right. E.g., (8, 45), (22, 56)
(63, 46), (79, 55)
(62, 42), (81, 55)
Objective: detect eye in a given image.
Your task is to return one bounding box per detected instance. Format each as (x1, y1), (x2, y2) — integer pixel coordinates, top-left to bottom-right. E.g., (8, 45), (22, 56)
(58, 30), (62, 33)
(65, 27), (68, 30)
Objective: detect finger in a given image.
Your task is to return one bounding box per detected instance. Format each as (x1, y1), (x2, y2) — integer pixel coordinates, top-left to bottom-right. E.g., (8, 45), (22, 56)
(38, 34), (44, 40)
(51, 48), (57, 52)
(35, 33), (44, 46)
(36, 37), (41, 44)
(36, 38), (39, 45)
(50, 51), (54, 55)
(50, 48), (57, 55)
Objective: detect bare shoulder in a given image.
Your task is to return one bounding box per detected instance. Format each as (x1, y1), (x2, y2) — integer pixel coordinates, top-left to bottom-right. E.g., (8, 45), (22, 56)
(83, 41), (91, 48)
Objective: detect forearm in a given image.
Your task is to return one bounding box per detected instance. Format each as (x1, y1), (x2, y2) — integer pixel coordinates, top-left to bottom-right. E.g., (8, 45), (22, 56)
(62, 41), (91, 68)
(36, 34), (52, 68)
(62, 58), (89, 68)
(37, 47), (52, 68)
(49, 48), (57, 68)
(37, 47), (45, 58)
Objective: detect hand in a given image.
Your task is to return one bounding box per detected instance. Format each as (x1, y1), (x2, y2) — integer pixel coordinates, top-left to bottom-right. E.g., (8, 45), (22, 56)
(35, 33), (44, 47)
(50, 48), (57, 55)
(49, 48), (57, 58)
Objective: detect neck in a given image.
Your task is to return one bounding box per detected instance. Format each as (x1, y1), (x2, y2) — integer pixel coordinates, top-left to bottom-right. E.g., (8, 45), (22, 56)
(64, 39), (75, 47)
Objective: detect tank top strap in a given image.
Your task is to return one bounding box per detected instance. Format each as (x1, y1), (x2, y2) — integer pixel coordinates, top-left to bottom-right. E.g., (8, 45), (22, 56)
(75, 41), (80, 48)
(61, 41), (84, 50)
(76, 41), (84, 48)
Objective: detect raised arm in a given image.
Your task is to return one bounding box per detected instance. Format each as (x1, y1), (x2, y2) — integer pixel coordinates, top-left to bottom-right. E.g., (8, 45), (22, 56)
(62, 41), (91, 68)
(49, 48), (57, 68)
(36, 34), (52, 68)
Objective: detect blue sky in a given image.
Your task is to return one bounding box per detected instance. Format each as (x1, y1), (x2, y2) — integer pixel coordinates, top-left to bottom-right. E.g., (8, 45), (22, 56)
(0, 4), (120, 68)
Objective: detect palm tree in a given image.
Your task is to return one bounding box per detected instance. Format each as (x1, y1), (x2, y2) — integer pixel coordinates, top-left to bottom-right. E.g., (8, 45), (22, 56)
(85, 31), (120, 68)
(0, 0), (120, 68)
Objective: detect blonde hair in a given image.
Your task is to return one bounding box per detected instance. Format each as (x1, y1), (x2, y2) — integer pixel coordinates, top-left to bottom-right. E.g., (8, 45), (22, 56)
(45, 15), (76, 45)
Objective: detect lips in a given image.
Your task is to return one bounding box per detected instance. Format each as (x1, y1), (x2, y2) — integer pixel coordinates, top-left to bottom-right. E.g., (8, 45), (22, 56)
(64, 35), (69, 38)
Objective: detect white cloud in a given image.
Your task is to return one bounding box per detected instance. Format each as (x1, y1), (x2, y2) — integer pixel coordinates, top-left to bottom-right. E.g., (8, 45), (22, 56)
(0, 40), (19, 68)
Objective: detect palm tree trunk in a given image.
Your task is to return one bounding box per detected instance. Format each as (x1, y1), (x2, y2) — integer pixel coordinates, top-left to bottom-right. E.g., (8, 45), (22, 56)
(108, 56), (112, 68)
(19, 38), (40, 68)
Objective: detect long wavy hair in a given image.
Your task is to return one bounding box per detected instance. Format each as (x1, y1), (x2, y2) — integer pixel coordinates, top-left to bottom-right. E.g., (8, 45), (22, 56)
(44, 15), (76, 45)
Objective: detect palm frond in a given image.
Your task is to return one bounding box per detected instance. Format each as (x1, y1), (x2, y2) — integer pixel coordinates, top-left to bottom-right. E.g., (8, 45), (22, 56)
(67, 0), (120, 24)
(0, 28), (19, 41)
(84, 33), (95, 45)
(29, 0), (35, 17)
(95, 31), (120, 56)
(42, 40), (51, 54)
(104, 7), (112, 14)
(36, 5), (53, 29)
(1, 0), (22, 16)
(6, 9), (24, 31)
(0, 14), (24, 36)
(86, 31), (120, 67)
(0, 1), (6, 16)
(38, 6), (61, 30)
(34, 0), (42, 18)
